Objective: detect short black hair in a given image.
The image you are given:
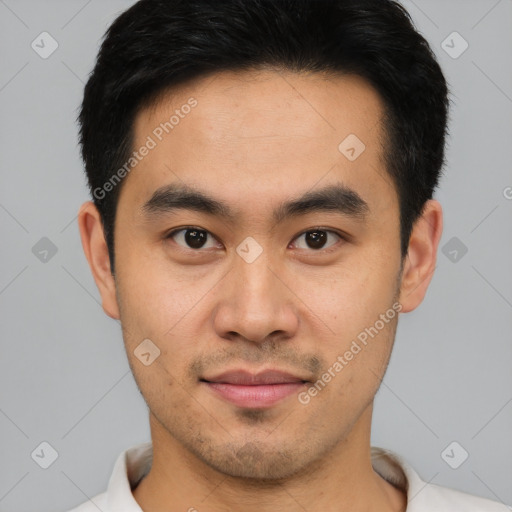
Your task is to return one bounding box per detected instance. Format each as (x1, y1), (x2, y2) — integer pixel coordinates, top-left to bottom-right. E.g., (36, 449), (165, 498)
(78, 0), (449, 274)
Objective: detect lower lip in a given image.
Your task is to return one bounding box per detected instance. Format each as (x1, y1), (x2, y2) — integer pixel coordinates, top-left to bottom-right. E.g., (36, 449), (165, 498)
(203, 381), (306, 408)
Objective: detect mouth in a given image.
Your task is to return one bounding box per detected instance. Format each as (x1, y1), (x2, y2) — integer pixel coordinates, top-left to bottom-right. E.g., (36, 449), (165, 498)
(200, 369), (309, 409)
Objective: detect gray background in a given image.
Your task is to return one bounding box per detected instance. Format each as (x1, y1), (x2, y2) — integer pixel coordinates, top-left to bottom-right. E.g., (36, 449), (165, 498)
(0, 1), (511, 511)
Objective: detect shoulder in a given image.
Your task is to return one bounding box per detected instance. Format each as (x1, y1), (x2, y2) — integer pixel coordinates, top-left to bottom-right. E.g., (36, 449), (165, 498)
(370, 447), (509, 512)
(412, 481), (510, 511)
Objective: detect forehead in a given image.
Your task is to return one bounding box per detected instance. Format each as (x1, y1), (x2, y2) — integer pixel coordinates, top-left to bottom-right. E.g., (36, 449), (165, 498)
(122, 68), (396, 221)
(141, 68), (385, 148)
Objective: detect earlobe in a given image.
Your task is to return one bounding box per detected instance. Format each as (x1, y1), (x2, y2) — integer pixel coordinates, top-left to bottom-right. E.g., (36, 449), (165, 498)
(398, 199), (443, 313)
(77, 201), (120, 320)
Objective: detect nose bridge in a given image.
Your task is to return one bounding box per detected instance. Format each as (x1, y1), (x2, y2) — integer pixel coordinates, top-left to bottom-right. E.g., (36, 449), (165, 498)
(212, 240), (299, 343)
(234, 242), (282, 313)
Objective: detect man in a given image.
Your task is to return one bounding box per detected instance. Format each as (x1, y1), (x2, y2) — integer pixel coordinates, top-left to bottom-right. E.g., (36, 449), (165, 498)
(71, 0), (508, 510)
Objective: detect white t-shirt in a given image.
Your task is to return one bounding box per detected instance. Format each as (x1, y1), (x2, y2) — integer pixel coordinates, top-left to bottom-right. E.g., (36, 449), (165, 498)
(67, 442), (509, 511)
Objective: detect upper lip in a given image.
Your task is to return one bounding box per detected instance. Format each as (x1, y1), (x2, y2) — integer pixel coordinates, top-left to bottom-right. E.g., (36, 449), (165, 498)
(202, 369), (308, 385)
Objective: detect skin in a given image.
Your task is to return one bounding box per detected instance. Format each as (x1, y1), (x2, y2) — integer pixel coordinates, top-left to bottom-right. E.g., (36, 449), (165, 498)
(78, 68), (443, 512)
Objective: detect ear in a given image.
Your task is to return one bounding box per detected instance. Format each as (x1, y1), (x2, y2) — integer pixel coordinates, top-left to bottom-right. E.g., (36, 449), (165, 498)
(77, 201), (120, 320)
(398, 199), (443, 313)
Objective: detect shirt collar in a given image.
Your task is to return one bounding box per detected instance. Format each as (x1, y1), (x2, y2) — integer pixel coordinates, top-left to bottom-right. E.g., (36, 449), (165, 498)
(107, 442), (152, 512)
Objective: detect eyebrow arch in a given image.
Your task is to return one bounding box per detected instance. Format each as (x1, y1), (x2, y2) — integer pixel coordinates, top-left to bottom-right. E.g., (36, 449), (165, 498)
(140, 182), (370, 225)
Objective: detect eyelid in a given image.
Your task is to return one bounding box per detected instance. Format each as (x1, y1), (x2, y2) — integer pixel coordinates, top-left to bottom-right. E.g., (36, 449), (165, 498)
(165, 226), (222, 251)
(289, 227), (347, 251)
(164, 226), (348, 252)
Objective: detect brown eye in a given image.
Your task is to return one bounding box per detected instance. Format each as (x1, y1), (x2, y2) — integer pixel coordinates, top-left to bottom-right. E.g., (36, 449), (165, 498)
(292, 229), (342, 251)
(184, 229), (207, 249)
(305, 230), (327, 249)
(166, 228), (219, 250)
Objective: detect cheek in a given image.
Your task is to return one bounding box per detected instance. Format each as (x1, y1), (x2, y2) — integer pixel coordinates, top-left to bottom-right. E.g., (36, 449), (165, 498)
(116, 268), (198, 407)
(115, 251), (224, 385)
(292, 257), (397, 334)
(127, 352), (193, 428)
(116, 244), (204, 334)
(287, 250), (400, 391)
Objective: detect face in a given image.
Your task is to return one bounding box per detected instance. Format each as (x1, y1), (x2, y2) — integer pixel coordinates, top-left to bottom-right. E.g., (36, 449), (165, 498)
(81, 68), (438, 481)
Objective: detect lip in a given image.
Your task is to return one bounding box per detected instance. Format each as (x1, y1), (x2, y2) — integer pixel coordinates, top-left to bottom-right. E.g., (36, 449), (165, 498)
(201, 369), (309, 409)
(203, 369), (307, 385)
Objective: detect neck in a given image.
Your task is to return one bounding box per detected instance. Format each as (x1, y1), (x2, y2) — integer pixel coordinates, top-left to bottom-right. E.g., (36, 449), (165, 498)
(133, 405), (407, 512)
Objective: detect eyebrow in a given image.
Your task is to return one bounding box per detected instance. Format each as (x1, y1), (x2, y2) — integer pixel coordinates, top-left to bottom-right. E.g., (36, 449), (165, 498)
(140, 182), (370, 225)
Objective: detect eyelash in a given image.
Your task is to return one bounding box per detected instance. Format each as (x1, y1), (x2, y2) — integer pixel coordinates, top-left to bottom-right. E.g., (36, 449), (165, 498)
(164, 226), (347, 254)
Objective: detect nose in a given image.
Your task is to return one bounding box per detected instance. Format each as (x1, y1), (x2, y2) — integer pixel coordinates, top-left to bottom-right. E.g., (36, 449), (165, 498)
(212, 247), (299, 344)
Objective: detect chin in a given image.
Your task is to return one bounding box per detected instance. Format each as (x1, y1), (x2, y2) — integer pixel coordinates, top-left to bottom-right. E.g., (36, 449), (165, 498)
(193, 440), (314, 482)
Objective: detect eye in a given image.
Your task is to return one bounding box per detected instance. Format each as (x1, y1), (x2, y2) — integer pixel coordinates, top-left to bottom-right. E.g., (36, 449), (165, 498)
(291, 229), (344, 251)
(165, 227), (220, 250)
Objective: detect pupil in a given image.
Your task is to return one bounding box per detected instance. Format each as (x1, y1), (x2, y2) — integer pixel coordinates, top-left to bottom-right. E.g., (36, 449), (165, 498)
(306, 230), (326, 249)
(185, 229), (207, 249)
